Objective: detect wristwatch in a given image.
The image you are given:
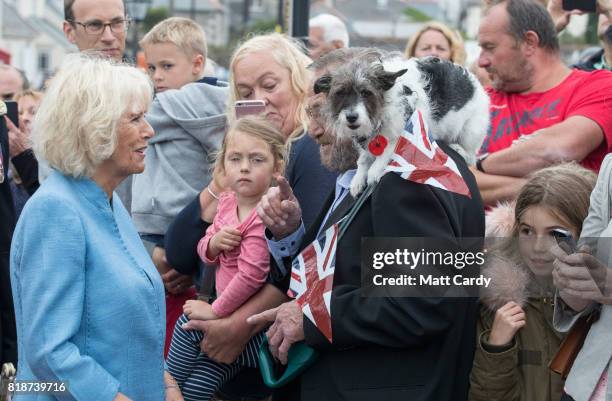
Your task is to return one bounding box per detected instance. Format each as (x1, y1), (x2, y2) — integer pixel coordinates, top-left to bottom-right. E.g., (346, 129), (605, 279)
(476, 153), (489, 173)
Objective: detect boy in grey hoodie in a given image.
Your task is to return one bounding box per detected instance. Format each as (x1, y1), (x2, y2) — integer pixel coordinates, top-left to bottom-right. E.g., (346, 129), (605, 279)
(131, 80), (227, 247)
(132, 17), (227, 249)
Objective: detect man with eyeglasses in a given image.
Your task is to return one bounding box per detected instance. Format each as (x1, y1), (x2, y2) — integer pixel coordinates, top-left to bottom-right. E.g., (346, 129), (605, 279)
(61, 0), (134, 211)
(63, 0), (128, 62)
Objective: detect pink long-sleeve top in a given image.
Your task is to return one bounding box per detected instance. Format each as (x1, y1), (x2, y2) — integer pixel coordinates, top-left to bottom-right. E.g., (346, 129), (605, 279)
(197, 192), (270, 317)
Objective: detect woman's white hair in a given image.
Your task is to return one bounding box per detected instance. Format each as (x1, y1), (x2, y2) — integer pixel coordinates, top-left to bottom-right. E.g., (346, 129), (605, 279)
(309, 13), (349, 47)
(33, 53), (153, 178)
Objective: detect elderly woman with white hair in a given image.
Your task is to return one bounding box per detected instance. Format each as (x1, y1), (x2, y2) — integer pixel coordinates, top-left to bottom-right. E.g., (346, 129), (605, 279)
(9, 54), (174, 401)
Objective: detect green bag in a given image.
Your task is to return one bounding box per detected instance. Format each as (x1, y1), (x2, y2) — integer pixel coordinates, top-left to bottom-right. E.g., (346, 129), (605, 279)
(258, 337), (319, 388)
(257, 185), (375, 388)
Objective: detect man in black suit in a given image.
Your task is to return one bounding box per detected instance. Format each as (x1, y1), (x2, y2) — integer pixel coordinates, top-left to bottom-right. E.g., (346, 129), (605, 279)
(0, 107), (17, 367)
(249, 49), (485, 401)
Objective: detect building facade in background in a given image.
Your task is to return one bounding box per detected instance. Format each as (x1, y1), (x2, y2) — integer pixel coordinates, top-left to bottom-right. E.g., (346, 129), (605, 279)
(0, 0), (75, 88)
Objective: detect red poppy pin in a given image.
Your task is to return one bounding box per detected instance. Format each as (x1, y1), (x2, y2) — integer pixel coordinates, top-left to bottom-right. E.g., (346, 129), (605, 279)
(368, 135), (388, 156)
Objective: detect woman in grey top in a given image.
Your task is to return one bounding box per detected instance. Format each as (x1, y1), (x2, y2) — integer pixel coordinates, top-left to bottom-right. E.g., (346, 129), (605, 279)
(553, 153), (612, 401)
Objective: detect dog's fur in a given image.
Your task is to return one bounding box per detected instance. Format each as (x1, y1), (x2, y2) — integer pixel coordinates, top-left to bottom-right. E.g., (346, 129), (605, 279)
(315, 54), (490, 196)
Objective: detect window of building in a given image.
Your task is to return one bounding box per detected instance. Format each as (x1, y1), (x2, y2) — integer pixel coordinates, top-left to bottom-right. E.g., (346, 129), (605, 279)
(38, 51), (49, 72)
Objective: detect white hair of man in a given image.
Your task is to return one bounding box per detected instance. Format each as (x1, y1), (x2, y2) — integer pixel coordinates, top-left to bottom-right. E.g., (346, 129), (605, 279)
(309, 13), (349, 47)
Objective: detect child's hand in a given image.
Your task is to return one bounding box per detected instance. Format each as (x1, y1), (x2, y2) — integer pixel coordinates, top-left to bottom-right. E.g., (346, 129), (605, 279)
(488, 301), (526, 346)
(184, 300), (219, 321)
(208, 227), (242, 256)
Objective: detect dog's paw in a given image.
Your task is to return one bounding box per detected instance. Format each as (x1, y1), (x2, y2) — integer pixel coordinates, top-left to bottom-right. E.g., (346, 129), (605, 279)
(367, 164), (386, 185)
(350, 178), (367, 197)
(351, 167), (368, 195)
(367, 170), (383, 186)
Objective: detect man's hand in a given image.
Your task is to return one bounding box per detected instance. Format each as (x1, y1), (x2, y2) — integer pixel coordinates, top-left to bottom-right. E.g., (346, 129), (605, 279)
(153, 247), (193, 295)
(161, 268), (194, 295)
(181, 317), (251, 364)
(547, 0), (584, 32)
(257, 176), (302, 240)
(247, 301), (304, 365)
(488, 301), (526, 346)
(208, 227), (242, 258)
(183, 300), (218, 321)
(5, 117), (29, 158)
(551, 244), (612, 304)
(151, 241), (193, 295)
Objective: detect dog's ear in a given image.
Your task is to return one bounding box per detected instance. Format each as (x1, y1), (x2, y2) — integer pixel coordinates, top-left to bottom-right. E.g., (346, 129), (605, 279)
(314, 75), (332, 94)
(371, 66), (408, 91)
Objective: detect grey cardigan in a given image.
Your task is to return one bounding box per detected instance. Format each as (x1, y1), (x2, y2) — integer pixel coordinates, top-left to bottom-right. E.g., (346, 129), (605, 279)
(554, 154), (612, 401)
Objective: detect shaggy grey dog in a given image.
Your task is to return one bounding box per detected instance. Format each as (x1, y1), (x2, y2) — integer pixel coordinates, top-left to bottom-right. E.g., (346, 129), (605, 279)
(315, 53), (489, 196)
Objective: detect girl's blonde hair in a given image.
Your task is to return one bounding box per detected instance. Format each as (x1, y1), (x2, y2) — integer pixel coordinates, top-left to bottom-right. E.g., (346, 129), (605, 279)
(227, 33), (312, 141)
(216, 116), (287, 176)
(495, 163), (596, 261)
(14, 89), (43, 104)
(404, 21), (466, 65)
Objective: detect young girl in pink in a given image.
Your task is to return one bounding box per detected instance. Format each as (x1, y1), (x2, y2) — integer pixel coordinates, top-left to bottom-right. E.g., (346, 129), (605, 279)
(166, 116), (286, 401)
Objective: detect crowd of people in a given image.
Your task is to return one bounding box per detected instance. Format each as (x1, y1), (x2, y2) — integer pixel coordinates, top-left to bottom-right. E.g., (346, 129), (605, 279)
(1, 0), (612, 400)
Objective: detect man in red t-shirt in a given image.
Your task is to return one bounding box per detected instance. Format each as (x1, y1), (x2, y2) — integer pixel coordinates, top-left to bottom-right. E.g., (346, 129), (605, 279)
(474, 0), (612, 206)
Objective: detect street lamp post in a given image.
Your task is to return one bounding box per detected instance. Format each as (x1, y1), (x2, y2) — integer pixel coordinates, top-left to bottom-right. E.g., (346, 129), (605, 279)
(126, 0), (152, 60)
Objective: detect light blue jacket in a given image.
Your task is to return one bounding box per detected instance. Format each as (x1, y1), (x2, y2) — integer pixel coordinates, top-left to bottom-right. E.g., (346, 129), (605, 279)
(10, 171), (166, 401)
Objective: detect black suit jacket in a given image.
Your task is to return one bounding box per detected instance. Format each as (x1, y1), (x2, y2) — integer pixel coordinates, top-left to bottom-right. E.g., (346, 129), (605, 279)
(270, 143), (484, 401)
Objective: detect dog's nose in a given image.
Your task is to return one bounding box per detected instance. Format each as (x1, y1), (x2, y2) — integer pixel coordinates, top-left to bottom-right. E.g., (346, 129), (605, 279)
(346, 113), (358, 124)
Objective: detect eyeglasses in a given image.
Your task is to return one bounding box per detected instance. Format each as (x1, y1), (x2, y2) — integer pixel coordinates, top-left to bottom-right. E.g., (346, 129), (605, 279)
(68, 18), (131, 35)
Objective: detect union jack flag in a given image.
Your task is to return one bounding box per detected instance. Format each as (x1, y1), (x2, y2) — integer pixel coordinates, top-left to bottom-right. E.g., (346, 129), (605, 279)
(384, 110), (471, 198)
(288, 223), (339, 343)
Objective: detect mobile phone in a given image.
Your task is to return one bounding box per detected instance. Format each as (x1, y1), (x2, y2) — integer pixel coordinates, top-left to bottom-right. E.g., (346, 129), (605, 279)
(562, 0), (597, 12)
(5, 101), (18, 128)
(552, 228), (577, 253)
(235, 100), (266, 118)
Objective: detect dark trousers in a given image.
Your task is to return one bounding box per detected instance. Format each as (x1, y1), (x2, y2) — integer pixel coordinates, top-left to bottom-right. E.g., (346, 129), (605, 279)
(561, 393), (576, 401)
(0, 251), (17, 365)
